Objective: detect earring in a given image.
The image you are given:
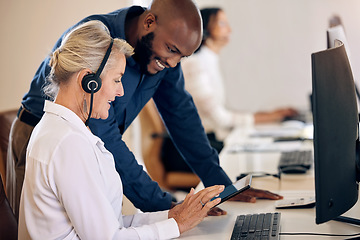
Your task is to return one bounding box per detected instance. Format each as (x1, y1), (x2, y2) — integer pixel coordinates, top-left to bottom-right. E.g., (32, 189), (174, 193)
(83, 94), (87, 114)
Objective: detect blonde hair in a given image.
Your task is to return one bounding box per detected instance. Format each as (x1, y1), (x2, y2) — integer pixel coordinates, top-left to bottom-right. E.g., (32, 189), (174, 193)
(44, 20), (134, 99)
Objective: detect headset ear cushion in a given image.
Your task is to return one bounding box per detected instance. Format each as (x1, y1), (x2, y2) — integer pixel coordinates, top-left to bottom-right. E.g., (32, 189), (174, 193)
(82, 74), (102, 93)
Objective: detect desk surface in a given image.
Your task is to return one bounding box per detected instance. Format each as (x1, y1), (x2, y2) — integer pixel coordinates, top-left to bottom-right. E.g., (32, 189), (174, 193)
(177, 125), (360, 240)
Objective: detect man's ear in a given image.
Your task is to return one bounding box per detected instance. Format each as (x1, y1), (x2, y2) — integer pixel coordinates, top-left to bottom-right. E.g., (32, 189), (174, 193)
(143, 13), (157, 31)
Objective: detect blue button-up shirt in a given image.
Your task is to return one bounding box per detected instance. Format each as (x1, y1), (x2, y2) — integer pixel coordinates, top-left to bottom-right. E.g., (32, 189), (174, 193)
(21, 6), (232, 212)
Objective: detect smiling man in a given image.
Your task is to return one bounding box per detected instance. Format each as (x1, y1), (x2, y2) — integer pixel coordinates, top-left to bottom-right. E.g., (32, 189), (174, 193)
(7, 0), (281, 219)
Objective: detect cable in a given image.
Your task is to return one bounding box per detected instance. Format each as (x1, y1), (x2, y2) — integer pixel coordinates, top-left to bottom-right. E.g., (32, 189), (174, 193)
(237, 171), (281, 180)
(280, 232), (360, 237)
(85, 87), (94, 126)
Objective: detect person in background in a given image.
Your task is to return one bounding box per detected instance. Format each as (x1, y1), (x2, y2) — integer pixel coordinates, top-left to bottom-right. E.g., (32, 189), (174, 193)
(329, 14), (343, 28)
(8, 0), (281, 219)
(161, 7), (297, 188)
(184, 7), (298, 150)
(18, 20), (224, 240)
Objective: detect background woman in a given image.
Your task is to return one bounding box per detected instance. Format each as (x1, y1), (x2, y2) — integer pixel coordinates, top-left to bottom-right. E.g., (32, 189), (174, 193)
(182, 7), (298, 150)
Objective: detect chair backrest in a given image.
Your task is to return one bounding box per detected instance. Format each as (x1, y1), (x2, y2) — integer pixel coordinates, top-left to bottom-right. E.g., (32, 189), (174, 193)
(138, 99), (168, 188)
(138, 99), (200, 191)
(0, 109), (17, 190)
(0, 176), (17, 240)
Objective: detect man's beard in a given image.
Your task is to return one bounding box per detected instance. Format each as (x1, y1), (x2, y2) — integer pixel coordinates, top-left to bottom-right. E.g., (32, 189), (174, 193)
(133, 32), (155, 75)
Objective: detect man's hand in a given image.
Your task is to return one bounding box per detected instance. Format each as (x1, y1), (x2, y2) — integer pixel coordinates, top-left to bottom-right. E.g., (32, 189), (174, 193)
(207, 206), (227, 216)
(229, 187), (283, 203)
(205, 187), (283, 215)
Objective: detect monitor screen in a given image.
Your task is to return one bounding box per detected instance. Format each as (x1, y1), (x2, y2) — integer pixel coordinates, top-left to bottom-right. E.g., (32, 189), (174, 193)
(311, 40), (359, 224)
(327, 25), (351, 57)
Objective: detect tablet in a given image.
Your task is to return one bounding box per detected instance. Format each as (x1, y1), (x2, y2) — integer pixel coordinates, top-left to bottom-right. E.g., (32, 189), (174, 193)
(211, 174), (252, 207)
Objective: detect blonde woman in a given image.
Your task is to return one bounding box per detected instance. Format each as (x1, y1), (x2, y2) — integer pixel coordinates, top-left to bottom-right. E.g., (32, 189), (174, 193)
(18, 20), (224, 240)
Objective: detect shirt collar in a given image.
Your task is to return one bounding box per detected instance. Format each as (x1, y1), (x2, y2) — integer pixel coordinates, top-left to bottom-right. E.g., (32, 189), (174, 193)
(43, 100), (102, 146)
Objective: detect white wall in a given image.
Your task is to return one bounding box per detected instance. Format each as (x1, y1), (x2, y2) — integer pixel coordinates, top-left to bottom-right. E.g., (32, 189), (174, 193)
(195, 0), (360, 112)
(1, 0), (360, 113)
(0, 0), (131, 112)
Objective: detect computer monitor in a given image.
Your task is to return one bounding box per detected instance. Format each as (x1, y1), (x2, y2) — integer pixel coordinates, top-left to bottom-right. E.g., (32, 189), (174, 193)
(311, 40), (360, 225)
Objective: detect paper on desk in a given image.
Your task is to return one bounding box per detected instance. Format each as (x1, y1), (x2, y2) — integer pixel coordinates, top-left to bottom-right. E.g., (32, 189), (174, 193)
(249, 127), (302, 138)
(277, 190), (315, 198)
(249, 123), (313, 139)
(227, 141), (303, 153)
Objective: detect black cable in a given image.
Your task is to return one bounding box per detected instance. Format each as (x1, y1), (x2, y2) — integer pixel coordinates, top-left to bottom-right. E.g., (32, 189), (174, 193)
(280, 232), (360, 237)
(85, 88), (94, 126)
(237, 171), (281, 180)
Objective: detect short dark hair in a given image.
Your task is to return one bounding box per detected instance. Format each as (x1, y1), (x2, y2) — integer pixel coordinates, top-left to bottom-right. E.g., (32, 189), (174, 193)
(196, 7), (222, 52)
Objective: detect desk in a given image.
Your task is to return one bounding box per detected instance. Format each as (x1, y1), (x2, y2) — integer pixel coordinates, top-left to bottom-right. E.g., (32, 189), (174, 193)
(177, 125), (360, 240)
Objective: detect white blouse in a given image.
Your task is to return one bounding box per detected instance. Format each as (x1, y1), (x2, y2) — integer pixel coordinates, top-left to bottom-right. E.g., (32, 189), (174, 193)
(18, 100), (179, 240)
(182, 46), (254, 140)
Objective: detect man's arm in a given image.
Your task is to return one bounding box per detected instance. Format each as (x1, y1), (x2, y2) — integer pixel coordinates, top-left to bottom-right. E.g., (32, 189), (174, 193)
(89, 105), (173, 212)
(153, 64), (232, 188)
(154, 65), (283, 204)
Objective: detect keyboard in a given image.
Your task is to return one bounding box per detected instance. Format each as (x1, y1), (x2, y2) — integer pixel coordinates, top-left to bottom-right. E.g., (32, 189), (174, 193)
(278, 150), (313, 174)
(230, 212), (281, 240)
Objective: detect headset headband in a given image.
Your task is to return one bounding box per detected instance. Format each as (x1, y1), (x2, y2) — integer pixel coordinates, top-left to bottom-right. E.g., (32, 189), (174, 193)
(95, 38), (114, 79)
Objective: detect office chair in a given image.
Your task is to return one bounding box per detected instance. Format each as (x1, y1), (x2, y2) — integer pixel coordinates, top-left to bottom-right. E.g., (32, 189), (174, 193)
(0, 175), (17, 240)
(138, 99), (200, 191)
(0, 109), (17, 193)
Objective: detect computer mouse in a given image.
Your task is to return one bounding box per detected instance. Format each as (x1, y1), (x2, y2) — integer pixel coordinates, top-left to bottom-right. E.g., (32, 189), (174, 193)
(279, 166), (308, 174)
(281, 120), (305, 129)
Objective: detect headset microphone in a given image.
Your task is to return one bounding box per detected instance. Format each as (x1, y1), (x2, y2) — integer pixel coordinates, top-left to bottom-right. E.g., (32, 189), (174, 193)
(83, 38), (114, 126)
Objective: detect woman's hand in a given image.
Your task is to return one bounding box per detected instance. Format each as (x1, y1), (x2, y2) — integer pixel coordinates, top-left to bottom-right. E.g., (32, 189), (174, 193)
(170, 198), (228, 216)
(255, 108), (298, 123)
(168, 185), (224, 234)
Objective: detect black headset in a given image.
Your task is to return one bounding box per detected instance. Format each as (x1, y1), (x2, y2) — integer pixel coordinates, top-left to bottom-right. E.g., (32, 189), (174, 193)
(83, 38), (114, 126)
(81, 38), (114, 93)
